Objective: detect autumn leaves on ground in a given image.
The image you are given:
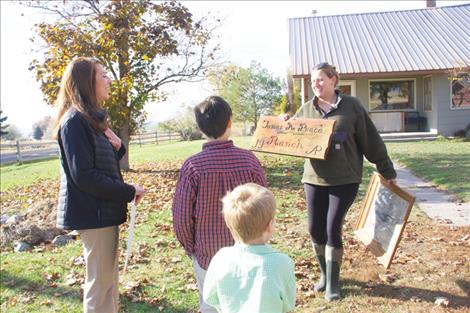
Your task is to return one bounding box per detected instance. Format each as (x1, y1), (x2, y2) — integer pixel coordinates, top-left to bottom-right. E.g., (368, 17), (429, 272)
(1, 155), (469, 313)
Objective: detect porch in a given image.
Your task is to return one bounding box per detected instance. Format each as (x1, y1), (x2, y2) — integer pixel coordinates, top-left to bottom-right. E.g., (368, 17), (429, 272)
(370, 111), (428, 133)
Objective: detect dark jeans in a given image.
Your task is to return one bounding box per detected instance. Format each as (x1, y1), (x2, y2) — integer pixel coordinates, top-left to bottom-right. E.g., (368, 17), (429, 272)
(304, 183), (359, 248)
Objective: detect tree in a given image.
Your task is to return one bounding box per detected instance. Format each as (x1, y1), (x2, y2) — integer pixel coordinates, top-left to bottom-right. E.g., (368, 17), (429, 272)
(1, 125), (23, 141)
(273, 70), (301, 115)
(241, 62), (282, 129)
(273, 94), (289, 115)
(208, 64), (250, 132)
(0, 110), (9, 136)
(33, 126), (44, 140)
(208, 61), (282, 131)
(286, 70), (302, 114)
(159, 106), (202, 141)
(32, 116), (53, 139)
(27, 0), (221, 170)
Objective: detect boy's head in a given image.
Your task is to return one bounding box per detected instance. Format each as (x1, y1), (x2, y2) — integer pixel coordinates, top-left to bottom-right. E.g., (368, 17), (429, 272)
(222, 183), (276, 244)
(194, 96), (232, 139)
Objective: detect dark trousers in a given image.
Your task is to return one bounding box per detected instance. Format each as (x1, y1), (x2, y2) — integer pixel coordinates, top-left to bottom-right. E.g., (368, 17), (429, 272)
(304, 183), (359, 248)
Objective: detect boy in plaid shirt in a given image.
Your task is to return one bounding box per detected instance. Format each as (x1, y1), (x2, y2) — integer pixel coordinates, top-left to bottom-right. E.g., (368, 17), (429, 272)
(172, 96), (267, 313)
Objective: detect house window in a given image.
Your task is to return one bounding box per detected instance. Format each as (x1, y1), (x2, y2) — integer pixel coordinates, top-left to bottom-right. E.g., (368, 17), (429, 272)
(369, 79), (416, 111)
(337, 80), (356, 96)
(451, 71), (470, 109)
(423, 76), (432, 112)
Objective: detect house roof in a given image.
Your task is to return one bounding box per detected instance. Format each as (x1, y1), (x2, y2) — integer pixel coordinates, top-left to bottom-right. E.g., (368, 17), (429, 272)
(288, 4), (470, 76)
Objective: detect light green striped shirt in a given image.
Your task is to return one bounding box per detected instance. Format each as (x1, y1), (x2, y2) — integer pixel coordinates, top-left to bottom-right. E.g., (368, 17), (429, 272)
(203, 243), (296, 313)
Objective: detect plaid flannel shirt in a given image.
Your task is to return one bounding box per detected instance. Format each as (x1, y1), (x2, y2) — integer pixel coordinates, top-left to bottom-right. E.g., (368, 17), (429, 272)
(172, 140), (267, 269)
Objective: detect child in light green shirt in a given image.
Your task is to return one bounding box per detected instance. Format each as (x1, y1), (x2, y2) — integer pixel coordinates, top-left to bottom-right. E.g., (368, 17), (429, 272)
(203, 183), (296, 313)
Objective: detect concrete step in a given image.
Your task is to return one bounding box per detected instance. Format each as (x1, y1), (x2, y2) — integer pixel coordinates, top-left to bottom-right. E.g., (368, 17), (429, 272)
(382, 136), (438, 142)
(380, 131), (439, 142)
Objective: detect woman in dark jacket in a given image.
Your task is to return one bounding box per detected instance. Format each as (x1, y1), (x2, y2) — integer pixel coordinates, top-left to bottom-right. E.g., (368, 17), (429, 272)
(286, 62), (396, 301)
(54, 57), (144, 313)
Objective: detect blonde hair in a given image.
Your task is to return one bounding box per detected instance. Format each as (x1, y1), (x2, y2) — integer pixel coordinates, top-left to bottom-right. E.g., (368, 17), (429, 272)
(53, 57), (108, 139)
(222, 183), (276, 243)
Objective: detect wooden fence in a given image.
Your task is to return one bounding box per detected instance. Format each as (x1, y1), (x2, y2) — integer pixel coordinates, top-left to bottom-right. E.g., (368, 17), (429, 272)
(130, 131), (181, 146)
(0, 139), (58, 163)
(0, 131), (182, 164)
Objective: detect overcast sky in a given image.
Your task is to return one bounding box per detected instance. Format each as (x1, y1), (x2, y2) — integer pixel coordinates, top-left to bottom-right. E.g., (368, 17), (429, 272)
(1, 1), (469, 135)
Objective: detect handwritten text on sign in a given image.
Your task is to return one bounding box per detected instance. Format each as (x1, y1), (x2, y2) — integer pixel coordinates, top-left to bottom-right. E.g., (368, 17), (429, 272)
(250, 116), (336, 159)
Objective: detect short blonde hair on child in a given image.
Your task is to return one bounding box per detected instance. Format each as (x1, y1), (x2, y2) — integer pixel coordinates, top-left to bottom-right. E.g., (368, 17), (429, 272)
(222, 183), (276, 243)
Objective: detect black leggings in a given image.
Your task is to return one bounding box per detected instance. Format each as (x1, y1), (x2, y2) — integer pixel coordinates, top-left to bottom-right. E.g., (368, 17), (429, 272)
(304, 183), (359, 248)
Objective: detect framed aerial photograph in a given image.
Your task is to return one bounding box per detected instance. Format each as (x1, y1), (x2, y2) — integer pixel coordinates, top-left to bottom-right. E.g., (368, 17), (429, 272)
(355, 172), (415, 269)
(451, 76), (470, 109)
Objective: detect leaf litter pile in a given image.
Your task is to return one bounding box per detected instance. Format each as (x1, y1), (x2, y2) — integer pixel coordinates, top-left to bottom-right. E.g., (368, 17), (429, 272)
(1, 158), (469, 312)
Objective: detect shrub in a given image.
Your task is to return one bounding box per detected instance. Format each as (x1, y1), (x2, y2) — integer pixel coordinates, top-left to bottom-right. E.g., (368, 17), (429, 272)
(159, 106), (202, 141)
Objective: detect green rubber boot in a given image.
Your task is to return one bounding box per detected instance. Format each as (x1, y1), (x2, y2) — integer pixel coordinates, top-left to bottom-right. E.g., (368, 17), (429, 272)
(312, 243), (326, 292)
(325, 245), (343, 301)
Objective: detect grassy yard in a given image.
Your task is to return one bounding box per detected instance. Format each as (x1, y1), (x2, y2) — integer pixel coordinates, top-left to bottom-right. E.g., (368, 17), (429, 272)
(0, 137), (252, 192)
(386, 138), (470, 202)
(1, 136), (468, 201)
(0, 158), (60, 191)
(1, 137), (469, 312)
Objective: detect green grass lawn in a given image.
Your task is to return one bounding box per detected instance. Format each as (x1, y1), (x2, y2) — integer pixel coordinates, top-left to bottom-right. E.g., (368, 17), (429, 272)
(0, 137), (252, 192)
(1, 136), (468, 201)
(386, 138), (470, 202)
(0, 158), (60, 191)
(128, 136), (252, 163)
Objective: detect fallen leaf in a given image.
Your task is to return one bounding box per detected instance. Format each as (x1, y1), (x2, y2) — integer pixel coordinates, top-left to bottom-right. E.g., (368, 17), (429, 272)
(434, 297), (450, 307)
(170, 256), (182, 263)
(41, 299), (53, 306)
(70, 255), (85, 266)
(64, 272), (82, 286)
(186, 283), (198, 290)
(379, 273), (397, 283)
(44, 272), (60, 281)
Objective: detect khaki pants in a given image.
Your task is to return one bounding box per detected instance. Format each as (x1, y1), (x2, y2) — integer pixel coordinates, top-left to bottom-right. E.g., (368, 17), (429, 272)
(79, 226), (119, 313)
(192, 257), (218, 313)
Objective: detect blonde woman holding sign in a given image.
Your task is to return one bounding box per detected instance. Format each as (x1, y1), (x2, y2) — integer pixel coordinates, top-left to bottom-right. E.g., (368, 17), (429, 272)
(54, 57), (144, 313)
(286, 62), (396, 300)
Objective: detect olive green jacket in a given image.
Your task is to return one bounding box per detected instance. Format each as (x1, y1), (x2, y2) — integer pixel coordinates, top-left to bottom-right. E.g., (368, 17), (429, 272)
(294, 93), (396, 186)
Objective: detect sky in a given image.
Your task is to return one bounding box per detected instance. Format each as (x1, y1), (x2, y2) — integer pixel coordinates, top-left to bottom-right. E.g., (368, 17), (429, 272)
(1, 0), (469, 136)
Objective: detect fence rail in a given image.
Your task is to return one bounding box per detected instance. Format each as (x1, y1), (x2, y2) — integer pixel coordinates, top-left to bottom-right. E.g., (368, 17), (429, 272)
(0, 131), (182, 164)
(1, 139), (57, 153)
(130, 131), (181, 146)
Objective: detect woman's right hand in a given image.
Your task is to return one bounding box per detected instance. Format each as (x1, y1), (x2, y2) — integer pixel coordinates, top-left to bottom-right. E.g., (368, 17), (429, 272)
(103, 128), (122, 151)
(280, 113), (290, 121)
(133, 184), (145, 205)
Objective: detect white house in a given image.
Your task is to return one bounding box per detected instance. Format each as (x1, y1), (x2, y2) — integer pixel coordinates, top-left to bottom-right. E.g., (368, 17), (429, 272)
(288, 2), (470, 135)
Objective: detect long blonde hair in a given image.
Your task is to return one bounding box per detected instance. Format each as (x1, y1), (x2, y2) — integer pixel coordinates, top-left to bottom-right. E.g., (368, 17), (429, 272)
(53, 57), (108, 138)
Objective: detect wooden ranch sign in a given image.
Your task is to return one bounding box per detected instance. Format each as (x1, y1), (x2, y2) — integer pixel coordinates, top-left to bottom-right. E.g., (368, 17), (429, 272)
(249, 116), (336, 159)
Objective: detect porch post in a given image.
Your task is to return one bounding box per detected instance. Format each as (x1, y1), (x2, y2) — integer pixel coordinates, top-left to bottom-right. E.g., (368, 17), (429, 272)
(302, 77), (310, 103)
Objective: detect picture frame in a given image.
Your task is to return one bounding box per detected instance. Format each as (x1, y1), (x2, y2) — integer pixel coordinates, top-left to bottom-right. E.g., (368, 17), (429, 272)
(355, 172), (415, 269)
